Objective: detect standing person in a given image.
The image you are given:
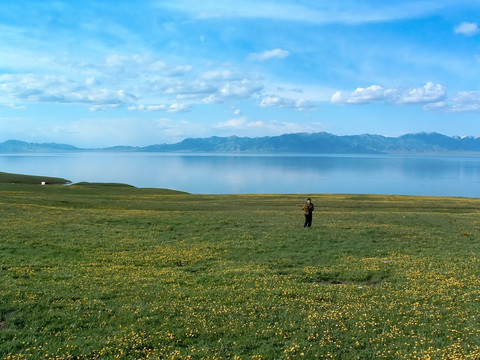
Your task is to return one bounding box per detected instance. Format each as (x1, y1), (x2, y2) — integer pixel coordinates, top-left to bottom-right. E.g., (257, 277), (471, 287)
(303, 197), (314, 228)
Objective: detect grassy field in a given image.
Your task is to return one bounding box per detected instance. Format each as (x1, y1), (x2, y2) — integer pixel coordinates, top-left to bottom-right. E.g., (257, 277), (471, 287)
(1, 179), (480, 359)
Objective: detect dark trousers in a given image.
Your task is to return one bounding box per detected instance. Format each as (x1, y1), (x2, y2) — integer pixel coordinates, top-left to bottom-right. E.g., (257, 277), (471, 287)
(304, 213), (312, 228)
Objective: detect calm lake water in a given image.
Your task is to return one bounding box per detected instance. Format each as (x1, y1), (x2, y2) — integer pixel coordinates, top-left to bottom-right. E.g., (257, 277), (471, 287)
(1, 152), (480, 197)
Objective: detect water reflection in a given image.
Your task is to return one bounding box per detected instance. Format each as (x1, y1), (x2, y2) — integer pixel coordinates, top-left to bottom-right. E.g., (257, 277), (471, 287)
(1, 153), (479, 196)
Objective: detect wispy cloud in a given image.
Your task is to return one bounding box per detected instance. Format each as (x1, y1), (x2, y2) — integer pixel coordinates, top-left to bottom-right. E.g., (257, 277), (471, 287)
(248, 48), (290, 61)
(450, 91), (480, 112)
(0, 74), (137, 110)
(259, 95), (316, 111)
(176, 78), (264, 104)
(454, 22), (479, 36)
(215, 116), (324, 136)
(128, 103), (191, 113)
(162, 0), (459, 24)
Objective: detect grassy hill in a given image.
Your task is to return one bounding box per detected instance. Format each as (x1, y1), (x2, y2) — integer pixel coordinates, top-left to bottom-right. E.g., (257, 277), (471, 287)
(0, 171), (71, 185)
(1, 182), (479, 359)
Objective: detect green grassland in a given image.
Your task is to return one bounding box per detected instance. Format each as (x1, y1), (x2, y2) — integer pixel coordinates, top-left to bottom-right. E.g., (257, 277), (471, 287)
(0, 171), (71, 185)
(1, 178), (480, 359)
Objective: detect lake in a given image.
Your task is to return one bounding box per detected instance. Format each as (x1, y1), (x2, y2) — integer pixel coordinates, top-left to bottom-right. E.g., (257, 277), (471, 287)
(1, 152), (480, 197)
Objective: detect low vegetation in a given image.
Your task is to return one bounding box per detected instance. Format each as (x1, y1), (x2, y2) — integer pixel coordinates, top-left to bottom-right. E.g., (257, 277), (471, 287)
(0, 171), (70, 185)
(1, 179), (479, 359)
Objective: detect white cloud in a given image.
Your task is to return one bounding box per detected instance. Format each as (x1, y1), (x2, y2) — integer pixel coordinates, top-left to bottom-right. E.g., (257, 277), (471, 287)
(168, 103), (190, 112)
(129, 104), (167, 112)
(259, 95), (295, 108)
(191, 79), (263, 104)
(201, 70), (238, 80)
(450, 91), (480, 112)
(331, 82), (446, 106)
(248, 48), (290, 61)
(259, 95), (316, 111)
(422, 101), (449, 111)
(331, 82), (480, 113)
(246, 120), (266, 128)
(217, 117), (248, 129)
(294, 98), (317, 111)
(219, 79), (262, 98)
(331, 85), (386, 104)
(85, 77), (96, 85)
(128, 103), (191, 113)
(454, 22), (479, 36)
(393, 82), (446, 104)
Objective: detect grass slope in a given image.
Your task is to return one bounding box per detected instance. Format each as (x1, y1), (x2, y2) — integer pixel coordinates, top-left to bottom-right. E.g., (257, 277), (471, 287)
(0, 171), (71, 185)
(1, 183), (480, 359)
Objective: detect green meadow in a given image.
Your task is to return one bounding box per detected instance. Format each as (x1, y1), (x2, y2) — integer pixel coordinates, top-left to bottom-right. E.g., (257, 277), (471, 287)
(1, 175), (480, 359)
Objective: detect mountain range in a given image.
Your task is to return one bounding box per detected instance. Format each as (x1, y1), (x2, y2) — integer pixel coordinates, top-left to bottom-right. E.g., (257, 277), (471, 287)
(1, 132), (479, 154)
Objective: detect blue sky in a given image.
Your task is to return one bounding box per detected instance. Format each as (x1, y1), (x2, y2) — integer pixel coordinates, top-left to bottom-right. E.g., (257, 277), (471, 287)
(1, 0), (480, 147)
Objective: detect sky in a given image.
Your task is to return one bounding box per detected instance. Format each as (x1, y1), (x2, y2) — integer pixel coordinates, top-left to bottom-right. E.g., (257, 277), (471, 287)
(1, 0), (480, 147)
